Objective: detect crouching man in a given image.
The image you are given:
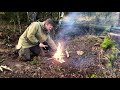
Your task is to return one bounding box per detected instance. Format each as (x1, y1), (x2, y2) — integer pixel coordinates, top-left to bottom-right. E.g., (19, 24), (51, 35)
(16, 18), (57, 61)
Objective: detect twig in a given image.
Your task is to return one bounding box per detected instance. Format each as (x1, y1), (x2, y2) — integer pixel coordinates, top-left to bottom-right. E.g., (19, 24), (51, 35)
(47, 58), (53, 60)
(0, 59), (5, 63)
(65, 50), (69, 57)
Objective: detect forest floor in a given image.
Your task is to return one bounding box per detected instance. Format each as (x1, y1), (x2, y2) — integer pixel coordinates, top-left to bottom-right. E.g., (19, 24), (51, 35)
(0, 33), (120, 78)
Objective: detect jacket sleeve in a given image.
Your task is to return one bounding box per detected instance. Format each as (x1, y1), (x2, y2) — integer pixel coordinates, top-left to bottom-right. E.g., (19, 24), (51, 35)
(26, 22), (39, 45)
(47, 35), (57, 51)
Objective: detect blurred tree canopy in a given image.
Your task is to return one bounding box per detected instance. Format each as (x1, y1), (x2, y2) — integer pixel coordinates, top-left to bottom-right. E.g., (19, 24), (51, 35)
(0, 12), (119, 26)
(0, 12), (120, 43)
(0, 12), (67, 24)
(0, 12), (119, 36)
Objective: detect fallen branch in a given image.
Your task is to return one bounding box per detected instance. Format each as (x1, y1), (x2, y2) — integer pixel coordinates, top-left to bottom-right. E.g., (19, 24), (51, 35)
(65, 50), (69, 57)
(47, 55), (65, 60)
(99, 36), (105, 39)
(0, 59), (5, 63)
(0, 65), (12, 72)
(47, 58), (53, 60)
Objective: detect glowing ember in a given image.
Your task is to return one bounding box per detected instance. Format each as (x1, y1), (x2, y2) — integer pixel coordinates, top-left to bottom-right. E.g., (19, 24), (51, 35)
(53, 42), (65, 63)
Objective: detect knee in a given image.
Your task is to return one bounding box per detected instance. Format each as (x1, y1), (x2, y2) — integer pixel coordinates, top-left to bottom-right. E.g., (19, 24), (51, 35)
(19, 53), (31, 61)
(18, 48), (31, 61)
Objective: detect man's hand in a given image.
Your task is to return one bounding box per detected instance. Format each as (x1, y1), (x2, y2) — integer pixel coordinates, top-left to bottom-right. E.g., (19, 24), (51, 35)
(39, 43), (48, 49)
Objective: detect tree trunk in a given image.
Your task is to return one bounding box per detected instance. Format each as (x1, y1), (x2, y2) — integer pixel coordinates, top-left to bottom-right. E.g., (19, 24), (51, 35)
(57, 12), (59, 20)
(26, 12), (38, 24)
(26, 12), (30, 23)
(13, 20), (16, 33)
(50, 12), (52, 18)
(118, 12), (120, 26)
(16, 12), (21, 34)
(59, 12), (61, 19)
(61, 12), (64, 18)
(36, 12), (41, 20)
(42, 12), (44, 21)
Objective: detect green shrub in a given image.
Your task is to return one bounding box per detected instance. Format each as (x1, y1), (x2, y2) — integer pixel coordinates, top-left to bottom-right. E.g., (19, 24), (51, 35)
(101, 36), (119, 67)
(106, 46), (119, 67)
(101, 36), (116, 49)
(106, 54), (115, 62)
(90, 74), (98, 78)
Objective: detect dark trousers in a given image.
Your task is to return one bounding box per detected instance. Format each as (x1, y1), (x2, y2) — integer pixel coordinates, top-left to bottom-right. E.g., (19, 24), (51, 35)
(18, 41), (51, 61)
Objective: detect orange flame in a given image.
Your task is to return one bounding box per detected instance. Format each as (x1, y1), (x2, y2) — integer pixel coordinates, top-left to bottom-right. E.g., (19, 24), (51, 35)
(53, 42), (65, 63)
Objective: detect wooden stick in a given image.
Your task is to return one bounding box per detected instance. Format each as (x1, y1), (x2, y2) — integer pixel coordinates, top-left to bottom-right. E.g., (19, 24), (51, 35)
(0, 59), (5, 63)
(65, 50), (69, 57)
(47, 58), (53, 60)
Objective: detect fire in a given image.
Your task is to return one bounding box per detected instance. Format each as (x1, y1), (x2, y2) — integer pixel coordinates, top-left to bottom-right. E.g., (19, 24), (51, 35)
(53, 42), (65, 63)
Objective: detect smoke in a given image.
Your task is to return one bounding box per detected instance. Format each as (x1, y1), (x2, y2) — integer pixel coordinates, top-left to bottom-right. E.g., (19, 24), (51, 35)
(56, 12), (82, 42)
(56, 12), (119, 42)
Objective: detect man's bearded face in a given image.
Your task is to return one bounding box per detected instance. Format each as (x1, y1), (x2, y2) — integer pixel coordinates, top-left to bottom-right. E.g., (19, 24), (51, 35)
(45, 23), (53, 31)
